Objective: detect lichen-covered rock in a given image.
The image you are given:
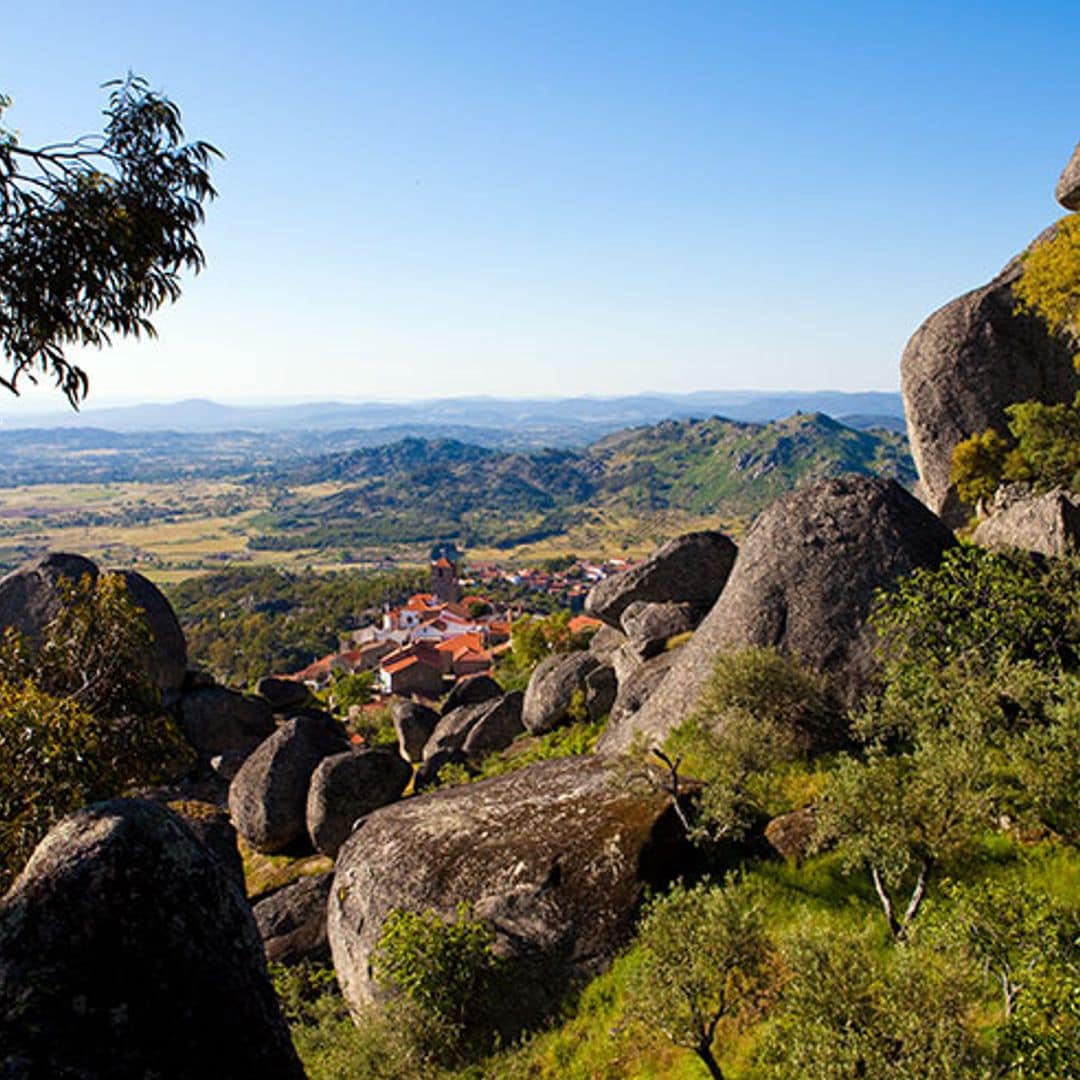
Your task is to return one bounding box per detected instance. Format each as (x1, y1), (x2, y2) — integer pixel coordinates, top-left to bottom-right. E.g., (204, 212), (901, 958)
(0, 799), (303, 1080)
(599, 477), (955, 755)
(328, 756), (692, 1036)
(971, 487), (1080, 558)
(621, 600), (698, 659)
(901, 233), (1080, 525)
(255, 675), (313, 712)
(392, 698), (440, 762)
(441, 673), (502, 715)
(229, 715), (349, 853)
(178, 686), (276, 761)
(306, 749), (412, 857)
(253, 872), (333, 966)
(1056, 141), (1080, 210)
(522, 652), (601, 734)
(588, 623), (628, 662)
(585, 531), (737, 628)
(424, 702), (491, 759)
(0, 553), (188, 697)
(584, 663), (617, 719)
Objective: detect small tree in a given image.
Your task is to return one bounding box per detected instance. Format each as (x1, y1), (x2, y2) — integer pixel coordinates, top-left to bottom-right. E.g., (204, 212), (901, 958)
(625, 876), (770, 1080)
(814, 730), (996, 939)
(757, 922), (986, 1079)
(0, 76), (219, 405)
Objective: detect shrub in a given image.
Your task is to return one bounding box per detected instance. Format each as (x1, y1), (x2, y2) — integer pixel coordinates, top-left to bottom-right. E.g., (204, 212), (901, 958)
(663, 648), (835, 844)
(371, 902), (502, 1058)
(756, 921), (986, 1079)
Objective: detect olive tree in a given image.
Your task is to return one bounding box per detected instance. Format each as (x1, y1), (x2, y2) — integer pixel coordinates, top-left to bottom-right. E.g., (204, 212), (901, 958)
(0, 75), (219, 405)
(625, 876), (770, 1080)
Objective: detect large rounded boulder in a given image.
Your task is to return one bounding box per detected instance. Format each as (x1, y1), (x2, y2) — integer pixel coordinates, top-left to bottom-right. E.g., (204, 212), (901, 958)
(598, 476), (955, 755)
(585, 530), (737, 627)
(306, 748), (412, 857)
(0, 553), (188, 698)
(522, 652), (612, 734)
(328, 755), (693, 1036)
(229, 714), (349, 853)
(178, 686), (276, 762)
(900, 234), (1080, 526)
(0, 799), (303, 1079)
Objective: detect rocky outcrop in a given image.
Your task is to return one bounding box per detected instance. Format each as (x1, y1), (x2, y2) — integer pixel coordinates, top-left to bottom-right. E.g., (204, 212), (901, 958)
(306, 749), (412, 857)
(621, 600), (697, 658)
(392, 698), (440, 762)
(900, 232), (1080, 525)
(1056, 142), (1080, 210)
(255, 675), (313, 712)
(0, 553), (188, 697)
(522, 652), (612, 734)
(599, 477), (955, 755)
(229, 715), (349, 853)
(585, 531), (737, 628)
(971, 486), (1080, 558)
(253, 872), (333, 966)
(441, 673), (502, 714)
(328, 756), (692, 1036)
(178, 686), (276, 761)
(0, 799), (303, 1080)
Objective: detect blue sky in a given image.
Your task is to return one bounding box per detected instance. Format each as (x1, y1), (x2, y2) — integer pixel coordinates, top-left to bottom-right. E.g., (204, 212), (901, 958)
(3, 1), (1079, 406)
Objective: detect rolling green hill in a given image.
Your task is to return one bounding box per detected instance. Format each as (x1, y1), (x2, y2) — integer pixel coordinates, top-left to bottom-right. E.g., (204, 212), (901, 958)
(251, 413), (913, 551)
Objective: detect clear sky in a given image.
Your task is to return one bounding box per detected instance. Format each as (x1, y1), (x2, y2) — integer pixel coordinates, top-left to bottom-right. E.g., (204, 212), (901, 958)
(3, 1), (1080, 407)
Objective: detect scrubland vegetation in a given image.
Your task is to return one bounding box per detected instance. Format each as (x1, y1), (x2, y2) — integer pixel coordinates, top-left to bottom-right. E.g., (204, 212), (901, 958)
(270, 544), (1079, 1079)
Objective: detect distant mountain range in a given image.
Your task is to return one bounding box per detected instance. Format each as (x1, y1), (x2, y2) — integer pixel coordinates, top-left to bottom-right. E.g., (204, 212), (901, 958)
(0, 390), (904, 438)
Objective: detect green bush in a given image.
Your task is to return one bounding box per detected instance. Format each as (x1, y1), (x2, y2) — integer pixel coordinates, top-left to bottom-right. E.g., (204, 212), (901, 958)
(756, 921), (987, 1079)
(663, 648), (835, 844)
(371, 903), (502, 1061)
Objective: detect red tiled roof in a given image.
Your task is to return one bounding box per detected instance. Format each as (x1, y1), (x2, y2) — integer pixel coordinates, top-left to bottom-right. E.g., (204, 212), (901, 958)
(568, 615), (603, 634)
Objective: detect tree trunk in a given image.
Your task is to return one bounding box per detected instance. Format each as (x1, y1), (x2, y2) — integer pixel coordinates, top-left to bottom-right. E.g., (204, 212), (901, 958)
(695, 1042), (725, 1080)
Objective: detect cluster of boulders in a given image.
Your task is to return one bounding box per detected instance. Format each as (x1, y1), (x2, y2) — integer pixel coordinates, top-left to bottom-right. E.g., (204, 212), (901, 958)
(3, 139), (1080, 1075)
(393, 674), (526, 789)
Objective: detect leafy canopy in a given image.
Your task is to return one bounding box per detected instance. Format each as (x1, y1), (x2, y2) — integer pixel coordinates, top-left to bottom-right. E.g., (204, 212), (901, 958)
(0, 75), (219, 405)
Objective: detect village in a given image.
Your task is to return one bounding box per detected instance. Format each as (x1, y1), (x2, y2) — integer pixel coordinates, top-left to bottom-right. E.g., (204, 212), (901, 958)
(287, 544), (633, 700)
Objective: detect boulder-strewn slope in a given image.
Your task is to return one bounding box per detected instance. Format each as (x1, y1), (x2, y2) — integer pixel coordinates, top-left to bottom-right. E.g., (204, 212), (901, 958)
(598, 476), (955, 755)
(0, 799), (303, 1080)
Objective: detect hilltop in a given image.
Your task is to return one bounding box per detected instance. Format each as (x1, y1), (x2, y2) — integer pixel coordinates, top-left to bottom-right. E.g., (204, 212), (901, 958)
(253, 412), (913, 552)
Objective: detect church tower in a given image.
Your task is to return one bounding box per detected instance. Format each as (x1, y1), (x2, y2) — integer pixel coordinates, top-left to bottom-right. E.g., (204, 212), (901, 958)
(430, 542), (463, 604)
